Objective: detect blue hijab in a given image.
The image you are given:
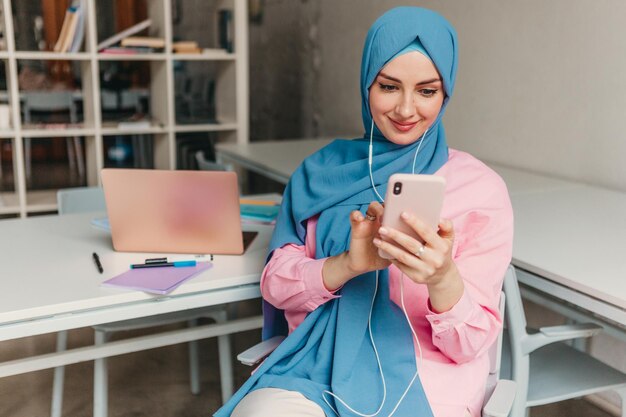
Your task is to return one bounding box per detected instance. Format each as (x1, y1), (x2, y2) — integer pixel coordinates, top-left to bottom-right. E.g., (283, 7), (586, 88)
(215, 7), (457, 417)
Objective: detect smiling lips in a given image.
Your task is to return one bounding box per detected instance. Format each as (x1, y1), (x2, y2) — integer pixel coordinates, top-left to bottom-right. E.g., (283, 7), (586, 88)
(389, 118), (418, 132)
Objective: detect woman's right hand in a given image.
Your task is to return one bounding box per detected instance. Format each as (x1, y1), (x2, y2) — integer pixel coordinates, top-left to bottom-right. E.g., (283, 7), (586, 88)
(345, 201), (391, 274)
(322, 202), (391, 291)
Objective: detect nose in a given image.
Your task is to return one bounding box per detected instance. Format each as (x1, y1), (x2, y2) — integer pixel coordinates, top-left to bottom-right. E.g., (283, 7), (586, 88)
(395, 91), (415, 119)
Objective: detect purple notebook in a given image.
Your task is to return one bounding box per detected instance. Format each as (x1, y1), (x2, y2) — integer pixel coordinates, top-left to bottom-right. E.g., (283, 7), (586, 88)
(101, 262), (213, 295)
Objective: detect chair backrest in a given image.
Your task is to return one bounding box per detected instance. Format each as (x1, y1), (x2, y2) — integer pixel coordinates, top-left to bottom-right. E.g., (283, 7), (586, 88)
(484, 284), (507, 405)
(502, 265), (527, 351)
(57, 186), (106, 215)
(22, 91), (74, 112)
(22, 91), (77, 124)
(195, 150), (234, 172)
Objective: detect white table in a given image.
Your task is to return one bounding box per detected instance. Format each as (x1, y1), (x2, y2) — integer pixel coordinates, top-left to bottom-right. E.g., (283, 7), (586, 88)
(0, 212), (273, 377)
(216, 139), (626, 341)
(216, 138), (333, 184)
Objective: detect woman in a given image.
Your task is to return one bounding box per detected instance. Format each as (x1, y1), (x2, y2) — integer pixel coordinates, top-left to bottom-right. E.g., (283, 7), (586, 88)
(216, 6), (513, 417)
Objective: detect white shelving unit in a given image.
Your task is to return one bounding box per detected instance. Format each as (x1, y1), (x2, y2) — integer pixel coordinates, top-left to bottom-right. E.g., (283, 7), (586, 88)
(0, 0), (249, 217)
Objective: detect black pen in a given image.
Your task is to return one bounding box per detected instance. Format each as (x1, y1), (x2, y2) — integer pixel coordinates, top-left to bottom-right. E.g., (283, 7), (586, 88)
(92, 252), (103, 274)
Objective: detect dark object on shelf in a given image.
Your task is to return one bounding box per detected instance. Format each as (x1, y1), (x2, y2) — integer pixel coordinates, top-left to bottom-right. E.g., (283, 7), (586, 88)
(218, 9), (233, 53)
(176, 133), (217, 170)
(104, 135), (154, 169)
(175, 73), (216, 124)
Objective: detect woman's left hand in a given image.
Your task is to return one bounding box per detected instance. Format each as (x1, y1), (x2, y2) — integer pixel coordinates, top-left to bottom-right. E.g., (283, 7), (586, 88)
(372, 212), (464, 312)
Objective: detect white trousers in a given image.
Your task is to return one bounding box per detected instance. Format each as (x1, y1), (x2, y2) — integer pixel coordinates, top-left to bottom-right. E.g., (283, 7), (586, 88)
(231, 388), (325, 417)
(231, 387), (473, 417)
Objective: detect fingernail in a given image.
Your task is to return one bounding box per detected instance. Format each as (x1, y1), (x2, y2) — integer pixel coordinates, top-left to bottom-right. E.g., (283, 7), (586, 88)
(401, 212), (410, 219)
(373, 238), (381, 245)
(379, 227), (388, 235)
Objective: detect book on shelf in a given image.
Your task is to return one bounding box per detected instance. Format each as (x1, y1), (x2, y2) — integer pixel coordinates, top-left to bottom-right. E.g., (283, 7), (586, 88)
(100, 46), (162, 55)
(121, 36), (165, 49)
(69, 0), (86, 52)
(53, 6), (77, 52)
(218, 9), (233, 53)
(53, 0), (85, 53)
(116, 114), (154, 130)
(173, 41), (201, 54)
(97, 19), (151, 51)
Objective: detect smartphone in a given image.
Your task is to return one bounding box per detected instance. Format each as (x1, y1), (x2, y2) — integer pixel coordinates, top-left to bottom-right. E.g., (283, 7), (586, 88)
(378, 174), (446, 259)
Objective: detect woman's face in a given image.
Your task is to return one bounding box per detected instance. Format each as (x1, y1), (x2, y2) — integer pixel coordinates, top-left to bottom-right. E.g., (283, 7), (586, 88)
(368, 51), (444, 145)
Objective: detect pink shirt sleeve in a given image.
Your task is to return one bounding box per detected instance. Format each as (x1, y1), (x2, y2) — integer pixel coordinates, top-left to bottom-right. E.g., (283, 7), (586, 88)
(416, 155), (514, 364)
(260, 215), (339, 333)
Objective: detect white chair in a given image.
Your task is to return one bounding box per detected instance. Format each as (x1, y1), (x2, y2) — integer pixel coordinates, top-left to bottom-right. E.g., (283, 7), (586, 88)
(501, 266), (626, 417)
(52, 187), (234, 417)
(237, 270), (517, 417)
(195, 150), (234, 172)
(22, 91), (85, 185)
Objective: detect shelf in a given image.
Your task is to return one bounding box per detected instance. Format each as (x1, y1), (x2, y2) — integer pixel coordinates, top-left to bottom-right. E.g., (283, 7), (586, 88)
(21, 125), (96, 138)
(101, 123), (167, 136)
(25, 190), (58, 212)
(173, 50), (235, 61)
(0, 192), (20, 215)
(174, 123), (238, 133)
(14, 51), (91, 61)
(0, 0), (248, 218)
(98, 53), (167, 61)
(0, 130), (15, 138)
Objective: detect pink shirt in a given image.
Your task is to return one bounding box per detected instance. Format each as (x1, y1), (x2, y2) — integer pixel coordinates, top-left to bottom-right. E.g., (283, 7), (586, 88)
(260, 149), (514, 417)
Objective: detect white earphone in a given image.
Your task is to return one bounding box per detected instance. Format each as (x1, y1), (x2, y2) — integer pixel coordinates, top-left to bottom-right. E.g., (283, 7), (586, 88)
(368, 120), (429, 203)
(321, 121), (428, 417)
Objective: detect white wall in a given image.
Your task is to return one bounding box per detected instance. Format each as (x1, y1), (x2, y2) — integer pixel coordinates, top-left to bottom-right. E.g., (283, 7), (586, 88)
(309, 0), (626, 192)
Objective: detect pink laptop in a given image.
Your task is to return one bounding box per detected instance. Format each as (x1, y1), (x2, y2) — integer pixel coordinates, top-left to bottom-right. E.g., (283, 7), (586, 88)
(101, 168), (245, 254)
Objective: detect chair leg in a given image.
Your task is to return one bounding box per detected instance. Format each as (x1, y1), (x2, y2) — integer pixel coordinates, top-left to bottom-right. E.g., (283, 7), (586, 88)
(51, 330), (68, 417)
(188, 319), (201, 395)
(65, 138), (76, 177)
(510, 352), (530, 417)
(73, 137), (85, 184)
(24, 138), (32, 184)
(213, 310), (233, 403)
(93, 330), (109, 417)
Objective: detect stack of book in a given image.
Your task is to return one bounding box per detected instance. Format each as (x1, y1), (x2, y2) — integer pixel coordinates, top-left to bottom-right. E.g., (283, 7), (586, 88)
(173, 41), (201, 54)
(240, 200), (280, 225)
(98, 19), (164, 54)
(53, 0), (86, 53)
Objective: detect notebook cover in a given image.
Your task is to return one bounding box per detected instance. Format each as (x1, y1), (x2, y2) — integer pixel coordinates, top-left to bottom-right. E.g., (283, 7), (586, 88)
(101, 262), (212, 295)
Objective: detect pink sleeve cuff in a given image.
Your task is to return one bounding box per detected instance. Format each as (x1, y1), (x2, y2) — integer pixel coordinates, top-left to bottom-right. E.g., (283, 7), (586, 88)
(425, 290), (475, 333)
(300, 257), (341, 310)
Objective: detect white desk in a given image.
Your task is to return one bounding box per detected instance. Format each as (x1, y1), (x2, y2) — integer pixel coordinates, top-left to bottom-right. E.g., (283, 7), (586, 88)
(216, 139), (626, 340)
(0, 212), (273, 377)
(216, 138), (333, 184)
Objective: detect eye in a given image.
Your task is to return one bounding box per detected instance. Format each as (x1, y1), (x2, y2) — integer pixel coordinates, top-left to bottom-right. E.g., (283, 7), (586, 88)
(419, 88), (438, 97)
(378, 82), (398, 92)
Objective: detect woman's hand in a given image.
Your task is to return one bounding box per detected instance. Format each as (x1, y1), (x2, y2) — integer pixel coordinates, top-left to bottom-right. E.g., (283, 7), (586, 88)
(322, 202), (391, 291)
(372, 212), (464, 312)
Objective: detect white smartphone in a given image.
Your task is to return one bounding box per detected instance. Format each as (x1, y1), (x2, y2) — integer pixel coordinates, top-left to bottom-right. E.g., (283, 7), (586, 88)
(378, 174), (446, 259)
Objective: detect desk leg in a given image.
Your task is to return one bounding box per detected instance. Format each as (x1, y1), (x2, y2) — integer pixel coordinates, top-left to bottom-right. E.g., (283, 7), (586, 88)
(188, 319), (201, 395)
(215, 310), (234, 403)
(51, 330), (68, 417)
(94, 330), (109, 417)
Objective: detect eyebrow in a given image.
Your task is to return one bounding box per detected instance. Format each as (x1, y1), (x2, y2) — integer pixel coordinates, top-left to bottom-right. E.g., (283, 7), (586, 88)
(378, 72), (442, 86)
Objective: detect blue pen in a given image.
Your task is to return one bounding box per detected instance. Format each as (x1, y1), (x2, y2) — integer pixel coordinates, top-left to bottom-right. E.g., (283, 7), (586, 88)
(130, 260), (196, 269)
